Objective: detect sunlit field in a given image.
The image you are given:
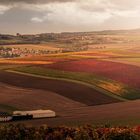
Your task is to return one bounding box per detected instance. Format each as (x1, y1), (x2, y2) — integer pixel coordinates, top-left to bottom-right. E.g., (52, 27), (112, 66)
(1, 0), (140, 138)
(0, 32), (139, 138)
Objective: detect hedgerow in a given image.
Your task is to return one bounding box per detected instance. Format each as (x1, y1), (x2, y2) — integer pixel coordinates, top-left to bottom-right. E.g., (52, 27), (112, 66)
(0, 124), (139, 140)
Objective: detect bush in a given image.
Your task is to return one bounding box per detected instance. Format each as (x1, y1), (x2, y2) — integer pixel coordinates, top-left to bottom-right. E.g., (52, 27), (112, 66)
(0, 124), (139, 140)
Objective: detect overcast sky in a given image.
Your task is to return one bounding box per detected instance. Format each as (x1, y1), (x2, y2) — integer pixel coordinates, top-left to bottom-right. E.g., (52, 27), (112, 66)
(0, 0), (140, 34)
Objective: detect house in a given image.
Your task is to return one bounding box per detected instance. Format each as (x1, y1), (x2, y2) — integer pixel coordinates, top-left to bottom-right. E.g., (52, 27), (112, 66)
(0, 112), (12, 122)
(13, 109), (56, 119)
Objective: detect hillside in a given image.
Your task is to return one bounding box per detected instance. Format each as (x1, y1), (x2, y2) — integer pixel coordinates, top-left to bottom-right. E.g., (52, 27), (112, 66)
(1, 29), (140, 45)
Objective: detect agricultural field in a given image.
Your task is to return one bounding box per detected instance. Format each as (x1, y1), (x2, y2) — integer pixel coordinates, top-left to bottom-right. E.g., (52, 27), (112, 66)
(0, 71), (120, 106)
(1, 44), (60, 51)
(0, 31), (140, 126)
(43, 59), (140, 89)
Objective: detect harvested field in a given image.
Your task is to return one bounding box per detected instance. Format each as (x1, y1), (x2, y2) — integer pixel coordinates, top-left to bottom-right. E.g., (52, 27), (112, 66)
(0, 83), (85, 112)
(0, 59), (52, 65)
(0, 71), (119, 106)
(13, 66), (140, 100)
(44, 59), (140, 89)
(41, 99), (140, 126)
(10, 54), (81, 63)
(8, 100), (140, 126)
(75, 52), (116, 59)
(104, 58), (140, 67)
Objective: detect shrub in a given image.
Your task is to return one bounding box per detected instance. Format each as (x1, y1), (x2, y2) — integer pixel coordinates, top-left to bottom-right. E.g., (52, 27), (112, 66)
(0, 124), (139, 140)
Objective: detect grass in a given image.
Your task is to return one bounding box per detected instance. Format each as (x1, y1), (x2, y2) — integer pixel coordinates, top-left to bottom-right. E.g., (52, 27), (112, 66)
(10, 66), (140, 100)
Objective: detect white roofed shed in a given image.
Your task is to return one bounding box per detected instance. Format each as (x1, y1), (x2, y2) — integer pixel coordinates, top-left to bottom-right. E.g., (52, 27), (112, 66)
(13, 109), (56, 119)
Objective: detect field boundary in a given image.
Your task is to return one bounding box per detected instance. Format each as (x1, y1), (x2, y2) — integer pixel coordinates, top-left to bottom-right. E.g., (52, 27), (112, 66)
(6, 70), (127, 101)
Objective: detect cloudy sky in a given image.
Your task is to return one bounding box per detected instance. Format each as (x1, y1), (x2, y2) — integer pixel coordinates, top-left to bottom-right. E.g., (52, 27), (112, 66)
(0, 0), (140, 34)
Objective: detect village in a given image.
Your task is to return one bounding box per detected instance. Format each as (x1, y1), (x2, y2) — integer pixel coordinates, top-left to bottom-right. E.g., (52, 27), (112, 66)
(0, 46), (57, 58)
(0, 45), (89, 58)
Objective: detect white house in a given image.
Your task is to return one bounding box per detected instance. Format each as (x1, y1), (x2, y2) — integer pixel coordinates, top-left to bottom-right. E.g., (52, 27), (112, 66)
(0, 112), (12, 122)
(13, 109), (56, 119)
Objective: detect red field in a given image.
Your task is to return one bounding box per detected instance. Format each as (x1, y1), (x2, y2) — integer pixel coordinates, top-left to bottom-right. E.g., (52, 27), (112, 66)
(44, 59), (140, 88)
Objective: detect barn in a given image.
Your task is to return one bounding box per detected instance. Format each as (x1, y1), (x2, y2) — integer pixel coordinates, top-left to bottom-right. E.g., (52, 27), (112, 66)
(13, 109), (56, 119)
(0, 112), (12, 122)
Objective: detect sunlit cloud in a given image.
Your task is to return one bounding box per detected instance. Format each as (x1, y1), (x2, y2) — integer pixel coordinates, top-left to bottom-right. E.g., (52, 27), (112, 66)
(0, 5), (12, 14)
(31, 17), (44, 23)
(0, 0), (140, 34)
(30, 2), (112, 25)
(29, 0), (140, 26)
(0, 0), (75, 5)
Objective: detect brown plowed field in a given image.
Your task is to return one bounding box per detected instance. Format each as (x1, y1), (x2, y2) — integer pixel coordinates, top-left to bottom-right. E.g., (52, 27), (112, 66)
(44, 59), (140, 88)
(0, 83), (85, 112)
(0, 71), (119, 106)
(8, 100), (140, 126)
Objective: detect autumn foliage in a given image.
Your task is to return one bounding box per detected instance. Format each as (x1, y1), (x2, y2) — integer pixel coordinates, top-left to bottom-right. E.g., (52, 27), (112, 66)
(0, 124), (140, 140)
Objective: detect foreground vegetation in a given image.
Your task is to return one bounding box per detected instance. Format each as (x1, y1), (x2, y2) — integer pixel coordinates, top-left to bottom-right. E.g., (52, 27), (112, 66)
(0, 124), (140, 140)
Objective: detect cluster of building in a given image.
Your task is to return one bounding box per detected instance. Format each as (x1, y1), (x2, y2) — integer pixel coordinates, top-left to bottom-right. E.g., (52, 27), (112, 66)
(0, 47), (21, 58)
(0, 109), (56, 122)
(0, 47), (59, 58)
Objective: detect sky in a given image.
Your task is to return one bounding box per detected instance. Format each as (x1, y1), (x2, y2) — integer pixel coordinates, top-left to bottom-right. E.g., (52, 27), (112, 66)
(0, 0), (140, 34)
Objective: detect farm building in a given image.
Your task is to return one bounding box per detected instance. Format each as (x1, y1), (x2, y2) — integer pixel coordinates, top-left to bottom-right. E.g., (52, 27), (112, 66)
(0, 112), (12, 122)
(13, 109), (56, 119)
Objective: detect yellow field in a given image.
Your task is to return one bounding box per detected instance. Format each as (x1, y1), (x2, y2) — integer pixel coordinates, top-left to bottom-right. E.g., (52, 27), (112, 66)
(0, 59), (52, 65)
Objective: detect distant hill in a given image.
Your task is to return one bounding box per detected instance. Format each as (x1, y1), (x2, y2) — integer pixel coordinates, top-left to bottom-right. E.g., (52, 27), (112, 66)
(0, 28), (140, 45)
